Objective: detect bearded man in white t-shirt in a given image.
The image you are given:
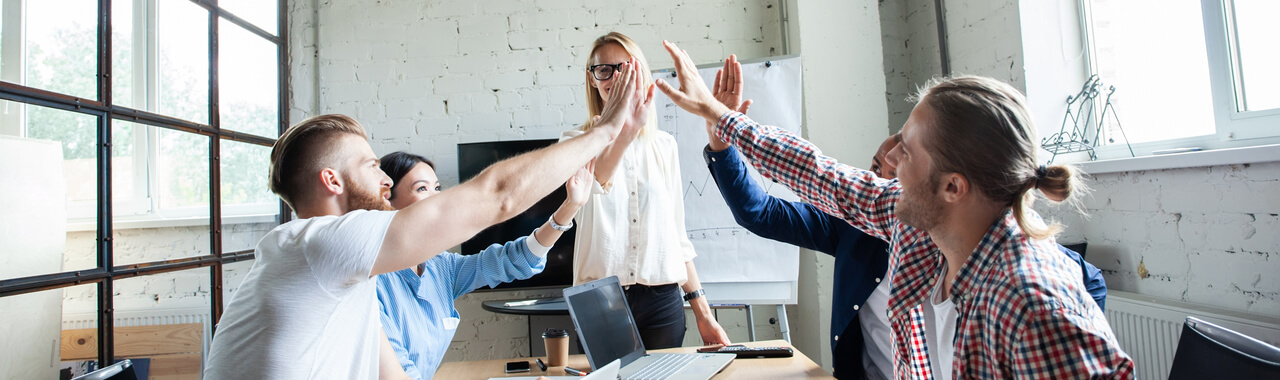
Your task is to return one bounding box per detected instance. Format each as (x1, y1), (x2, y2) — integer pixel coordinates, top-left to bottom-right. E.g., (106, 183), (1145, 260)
(204, 61), (655, 379)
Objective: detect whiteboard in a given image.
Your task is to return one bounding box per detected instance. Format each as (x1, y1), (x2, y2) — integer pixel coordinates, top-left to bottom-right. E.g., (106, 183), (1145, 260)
(652, 55), (803, 304)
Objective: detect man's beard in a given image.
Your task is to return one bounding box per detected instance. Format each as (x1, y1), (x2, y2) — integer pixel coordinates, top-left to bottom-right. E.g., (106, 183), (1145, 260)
(346, 176), (394, 211)
(897, 171), (944, 231)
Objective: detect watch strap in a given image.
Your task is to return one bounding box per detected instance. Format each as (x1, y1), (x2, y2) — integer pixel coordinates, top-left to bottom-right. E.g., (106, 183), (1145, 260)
(682, 288), (706, 302)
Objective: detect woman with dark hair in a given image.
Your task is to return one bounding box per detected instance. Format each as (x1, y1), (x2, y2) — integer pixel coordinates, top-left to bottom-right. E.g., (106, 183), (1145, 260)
(374, 151), (592, 379)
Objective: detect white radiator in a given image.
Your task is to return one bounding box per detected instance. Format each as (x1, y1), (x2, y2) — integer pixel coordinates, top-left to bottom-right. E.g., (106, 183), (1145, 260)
(1105, 290), (1280, 379)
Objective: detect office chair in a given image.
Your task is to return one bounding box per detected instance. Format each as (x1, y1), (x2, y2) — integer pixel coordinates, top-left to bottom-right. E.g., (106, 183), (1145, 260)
(71, 359), (139, 380)
(1168, 316), (1280, 380)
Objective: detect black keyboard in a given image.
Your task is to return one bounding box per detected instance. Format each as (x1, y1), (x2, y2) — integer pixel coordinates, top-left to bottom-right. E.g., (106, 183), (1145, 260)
(710, 345), (794, 358)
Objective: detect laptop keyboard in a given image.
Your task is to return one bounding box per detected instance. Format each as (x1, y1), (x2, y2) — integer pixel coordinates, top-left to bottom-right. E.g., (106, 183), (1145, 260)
(625, 354), (699, 380)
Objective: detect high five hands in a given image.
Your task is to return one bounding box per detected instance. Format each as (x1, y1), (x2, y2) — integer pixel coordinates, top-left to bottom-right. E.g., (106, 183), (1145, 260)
(706, 54), (752, 151)
(653, 41), (738, 132)
(596, 57), (656, 142)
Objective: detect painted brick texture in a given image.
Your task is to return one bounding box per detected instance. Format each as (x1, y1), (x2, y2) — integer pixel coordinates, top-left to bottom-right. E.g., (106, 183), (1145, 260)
(1038, 162), (1280, 317)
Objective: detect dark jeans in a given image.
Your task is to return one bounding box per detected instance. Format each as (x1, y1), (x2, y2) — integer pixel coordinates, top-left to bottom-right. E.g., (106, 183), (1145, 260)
(623, 283), (686, 349)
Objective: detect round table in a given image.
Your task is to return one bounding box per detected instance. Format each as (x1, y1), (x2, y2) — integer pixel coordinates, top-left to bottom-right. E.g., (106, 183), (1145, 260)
(480, 297), (569, 315)
(481, 298), (572, 355)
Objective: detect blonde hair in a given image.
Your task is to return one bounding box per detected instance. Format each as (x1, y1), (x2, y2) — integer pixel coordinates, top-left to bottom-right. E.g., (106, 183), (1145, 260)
(910, 75), (1089, 240)
(269, 114), (369, 211)
(581, 32), (657, 135)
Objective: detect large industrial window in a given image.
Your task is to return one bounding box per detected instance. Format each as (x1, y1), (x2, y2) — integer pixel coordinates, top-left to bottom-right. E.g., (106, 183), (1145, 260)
(0, 0), (286, 378)
(1081, 0), (1279, 157)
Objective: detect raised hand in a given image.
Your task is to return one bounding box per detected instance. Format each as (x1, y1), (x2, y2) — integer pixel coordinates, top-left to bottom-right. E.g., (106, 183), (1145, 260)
(596, 58), (654, 141)
(706, 54), (753, 151)
(653, 41), (732, 123)
(564, 160), (594, 207)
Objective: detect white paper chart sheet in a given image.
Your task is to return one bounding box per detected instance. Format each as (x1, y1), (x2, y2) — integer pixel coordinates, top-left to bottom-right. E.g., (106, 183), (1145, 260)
(651, 55), (803, 294)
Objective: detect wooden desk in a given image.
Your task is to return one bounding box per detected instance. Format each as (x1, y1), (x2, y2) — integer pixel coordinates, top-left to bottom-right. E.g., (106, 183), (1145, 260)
(436, 340), (833, 379)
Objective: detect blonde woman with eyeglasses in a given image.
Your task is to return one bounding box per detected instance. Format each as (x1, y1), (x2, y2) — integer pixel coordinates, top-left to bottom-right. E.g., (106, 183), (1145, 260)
(559, 32), (730, 349)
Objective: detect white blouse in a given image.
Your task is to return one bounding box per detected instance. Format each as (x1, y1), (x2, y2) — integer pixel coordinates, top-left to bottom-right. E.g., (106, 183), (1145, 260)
(560, 129), (697, 287)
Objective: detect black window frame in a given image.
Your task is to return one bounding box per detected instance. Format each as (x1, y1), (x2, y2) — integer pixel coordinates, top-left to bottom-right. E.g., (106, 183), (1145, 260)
(0, 0), (289, 366)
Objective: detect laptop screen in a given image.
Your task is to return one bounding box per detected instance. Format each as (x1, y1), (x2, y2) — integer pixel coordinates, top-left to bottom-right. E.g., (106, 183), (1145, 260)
(563, 276), (646, 370)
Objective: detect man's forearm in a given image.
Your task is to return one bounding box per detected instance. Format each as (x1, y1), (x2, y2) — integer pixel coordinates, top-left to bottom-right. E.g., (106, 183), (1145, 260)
(475, 129), (612, 222)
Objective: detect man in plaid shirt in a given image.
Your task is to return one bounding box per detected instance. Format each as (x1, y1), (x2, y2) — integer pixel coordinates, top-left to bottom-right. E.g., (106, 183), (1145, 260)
(654, 41), (1134, 379)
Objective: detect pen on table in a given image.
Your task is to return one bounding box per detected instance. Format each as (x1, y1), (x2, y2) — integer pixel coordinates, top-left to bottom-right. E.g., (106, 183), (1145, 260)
(564, 366), (588, 376)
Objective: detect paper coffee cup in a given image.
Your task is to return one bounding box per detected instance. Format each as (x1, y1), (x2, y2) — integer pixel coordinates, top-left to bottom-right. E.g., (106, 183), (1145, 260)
(542, 328), (570, 366)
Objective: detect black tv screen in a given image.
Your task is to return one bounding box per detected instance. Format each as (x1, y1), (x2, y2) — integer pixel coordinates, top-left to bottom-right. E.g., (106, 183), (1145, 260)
(458, 138), (574, 290)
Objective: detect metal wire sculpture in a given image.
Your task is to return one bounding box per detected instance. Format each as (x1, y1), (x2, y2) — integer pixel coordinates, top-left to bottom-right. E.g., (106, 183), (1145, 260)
(1041, 75), (1134, 163)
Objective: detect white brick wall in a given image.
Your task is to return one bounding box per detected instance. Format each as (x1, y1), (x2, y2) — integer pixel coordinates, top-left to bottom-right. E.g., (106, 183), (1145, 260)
(289, 0), (788, 363)
(879, 0), (943, 133)
(1038, 162), (1280, 317)
(296, 0), (782, 185)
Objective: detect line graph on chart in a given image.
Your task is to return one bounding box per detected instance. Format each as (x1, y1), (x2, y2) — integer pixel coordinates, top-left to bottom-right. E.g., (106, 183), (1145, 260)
(683, 171), (787, 200)
(648, 56), (803, 285)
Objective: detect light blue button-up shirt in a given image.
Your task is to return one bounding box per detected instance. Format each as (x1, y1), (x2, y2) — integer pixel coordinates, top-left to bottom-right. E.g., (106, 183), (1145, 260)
(376, 234), (548, 380)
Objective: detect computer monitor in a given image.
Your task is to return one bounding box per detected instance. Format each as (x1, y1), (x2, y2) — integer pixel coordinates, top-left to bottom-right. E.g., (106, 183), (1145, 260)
(457, 139), (575, 290)
(1168, 316), (1280, 379)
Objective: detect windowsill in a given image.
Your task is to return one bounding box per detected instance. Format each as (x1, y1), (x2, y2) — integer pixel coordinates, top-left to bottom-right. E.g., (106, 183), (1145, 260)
(66, 213), (280, 232)
(1076, 143), (1280, 175)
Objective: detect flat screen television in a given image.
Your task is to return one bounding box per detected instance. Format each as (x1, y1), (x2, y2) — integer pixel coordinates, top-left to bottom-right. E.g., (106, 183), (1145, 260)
(457, 138), (574, 290)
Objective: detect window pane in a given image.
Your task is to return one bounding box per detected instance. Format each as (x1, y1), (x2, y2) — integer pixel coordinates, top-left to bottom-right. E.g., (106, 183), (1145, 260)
(218, 0), (278, 36)
(219, 19), (279, 138)
(113, 121), (211, 267)
(111, 120), (147, 217)
(158, 0), (211, 123)
(1232, 0), (1280, 111)
(112, 268), (210, 378)
(0, 284), (95, 379)
(1088, 0), (1215, 143)
(220, 139), (277, 215)
(110, 0), (136, 109)
(157, 129), (211, 211)
(1, 104), (97, 280)
(112, 0), (210, 123)
(2, 0), (97, 100)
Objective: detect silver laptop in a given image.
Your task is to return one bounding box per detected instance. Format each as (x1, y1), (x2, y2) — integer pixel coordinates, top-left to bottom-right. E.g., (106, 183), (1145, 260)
(563, 276), (734, 380)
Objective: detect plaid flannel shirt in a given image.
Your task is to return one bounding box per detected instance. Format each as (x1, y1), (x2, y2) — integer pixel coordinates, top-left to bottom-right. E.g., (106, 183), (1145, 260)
(713, 112), (1135, 379)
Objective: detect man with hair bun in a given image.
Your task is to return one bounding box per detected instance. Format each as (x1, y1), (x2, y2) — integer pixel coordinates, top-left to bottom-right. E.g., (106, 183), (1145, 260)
(655, 40), (1133, 379)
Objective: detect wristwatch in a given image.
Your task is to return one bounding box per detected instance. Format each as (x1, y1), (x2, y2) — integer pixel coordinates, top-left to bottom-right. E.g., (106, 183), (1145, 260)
(548, 216), (573, 232)
(682, 288), (706, 302)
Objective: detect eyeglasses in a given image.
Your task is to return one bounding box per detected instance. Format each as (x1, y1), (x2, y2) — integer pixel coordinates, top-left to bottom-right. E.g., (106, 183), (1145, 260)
(587, 63), (624, 81)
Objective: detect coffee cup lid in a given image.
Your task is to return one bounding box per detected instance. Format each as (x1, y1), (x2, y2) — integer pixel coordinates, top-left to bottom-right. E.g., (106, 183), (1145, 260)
(542, 328), (568, 338)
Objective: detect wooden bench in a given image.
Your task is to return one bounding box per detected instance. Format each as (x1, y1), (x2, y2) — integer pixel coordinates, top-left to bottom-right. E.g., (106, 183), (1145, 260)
(61, 323), (203, 380)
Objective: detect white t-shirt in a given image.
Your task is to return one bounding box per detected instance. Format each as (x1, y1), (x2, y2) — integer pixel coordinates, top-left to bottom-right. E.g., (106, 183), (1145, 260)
(922, 266), (958, 380)
(205, 210), (396, 379)
(860, 265), (895, 380)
